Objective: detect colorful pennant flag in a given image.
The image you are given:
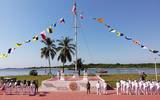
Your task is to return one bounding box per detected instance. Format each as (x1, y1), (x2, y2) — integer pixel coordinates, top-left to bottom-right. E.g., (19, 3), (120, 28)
(104, 24), (111, 29)
(97, 18), (104, 23)
(109, 29), (116, 33)
(16, 43), (22, 47)
(53, 23), (56, 27)
(7, 48), (15, 54)
(33, 35), (39, 41)
(0, 54), (8, 58)
(125, 36), (132, 40)
(72, 3), (76, 15)
(116, 32), (124, 37)
(141, 45), (148, 49)
(149, 49), (159, 53)
(59, 18), (65, 23)
(40, 31), (46, 40)
(80, 14), (84, 19)
(47, 26), (53, 33)
(25, 40), (31, 44)
(133, 40), (140, 45)
(8, 48), (12, 54)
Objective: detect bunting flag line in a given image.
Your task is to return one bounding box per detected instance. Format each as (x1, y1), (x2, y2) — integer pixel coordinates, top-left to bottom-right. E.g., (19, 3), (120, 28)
(47, 26), (53, 33)
(94, 17), (160, 56)
(0, 18), (62, 58)
(40, 31), (46, 40)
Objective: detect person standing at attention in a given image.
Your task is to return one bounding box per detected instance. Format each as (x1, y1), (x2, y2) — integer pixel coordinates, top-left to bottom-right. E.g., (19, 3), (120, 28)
(103, 81), (107, 94)
(86, 81), (91, 94)
(96, 81), (101, 95)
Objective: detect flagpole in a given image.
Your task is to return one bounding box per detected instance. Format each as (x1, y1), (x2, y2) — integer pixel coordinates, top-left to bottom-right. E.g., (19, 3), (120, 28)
(154, 57), (158, 81)
(73, 0), (78, 75)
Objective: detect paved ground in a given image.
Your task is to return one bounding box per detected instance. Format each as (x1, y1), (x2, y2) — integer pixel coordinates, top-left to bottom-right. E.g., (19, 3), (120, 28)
(0, 91), (160, 100)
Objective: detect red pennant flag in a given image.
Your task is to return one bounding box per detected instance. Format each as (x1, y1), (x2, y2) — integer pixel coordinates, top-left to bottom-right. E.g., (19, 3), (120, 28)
(40, 31), (46, 40)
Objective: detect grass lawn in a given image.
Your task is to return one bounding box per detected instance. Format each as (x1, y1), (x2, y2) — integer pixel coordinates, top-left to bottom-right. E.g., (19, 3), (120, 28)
(2, 74), (160, 88)
(101, 74), (160, 87)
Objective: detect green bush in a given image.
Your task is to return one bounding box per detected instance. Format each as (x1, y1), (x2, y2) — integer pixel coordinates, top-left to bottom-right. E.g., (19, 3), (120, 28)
(29, 70), (38, 76)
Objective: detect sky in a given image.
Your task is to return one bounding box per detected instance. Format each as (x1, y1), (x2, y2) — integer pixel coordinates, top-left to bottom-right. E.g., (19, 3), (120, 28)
(0, 0), (160, 68)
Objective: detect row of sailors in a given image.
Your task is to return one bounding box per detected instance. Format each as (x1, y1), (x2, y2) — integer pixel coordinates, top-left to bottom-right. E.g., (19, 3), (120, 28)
(0, 80), (38, 95)
(116, 80), (160, 95)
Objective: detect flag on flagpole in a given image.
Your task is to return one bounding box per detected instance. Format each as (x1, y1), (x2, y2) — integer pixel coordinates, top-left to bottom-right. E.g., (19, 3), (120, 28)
(40, 31), (46, 40)
(72, 3), (76, 15)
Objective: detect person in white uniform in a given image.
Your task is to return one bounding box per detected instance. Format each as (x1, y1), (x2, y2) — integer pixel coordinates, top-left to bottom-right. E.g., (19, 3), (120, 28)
(96, 81), (101, 95)
(103, 81), (107, 94)
(116, 81), (120, 95)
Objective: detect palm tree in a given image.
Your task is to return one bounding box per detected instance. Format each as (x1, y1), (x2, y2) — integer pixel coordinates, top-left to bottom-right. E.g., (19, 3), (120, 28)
(57, 37), (75, 72)
(41, 37), (57, 75)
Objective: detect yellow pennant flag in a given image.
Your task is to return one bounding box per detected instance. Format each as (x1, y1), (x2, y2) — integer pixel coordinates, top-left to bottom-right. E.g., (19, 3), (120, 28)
(116, 32), (121, 37)
(16, 43), (22, 47)
(47, 26), (53, 33)
(0, 54), (8, 58)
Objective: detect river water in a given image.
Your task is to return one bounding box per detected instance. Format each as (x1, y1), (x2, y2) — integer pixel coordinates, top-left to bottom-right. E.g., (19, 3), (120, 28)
(0, 68), (160, 76)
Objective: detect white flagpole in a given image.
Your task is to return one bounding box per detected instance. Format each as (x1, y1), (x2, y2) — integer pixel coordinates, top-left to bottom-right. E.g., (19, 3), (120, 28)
(73, 0), (78, 76)
(154, 57), (158, 81)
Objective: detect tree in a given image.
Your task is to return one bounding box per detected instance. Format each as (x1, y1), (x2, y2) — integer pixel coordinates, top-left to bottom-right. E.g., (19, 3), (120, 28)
(57, 37), (75, 72)
(74, 58), (84, 76)
(41, 37), (57, 75)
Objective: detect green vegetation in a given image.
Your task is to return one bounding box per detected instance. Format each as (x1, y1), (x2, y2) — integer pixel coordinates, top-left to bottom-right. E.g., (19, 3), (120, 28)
(41, 37), (57, 75)
(29, 70), (38, 76)
(57, 37), (75, 72)
(28, 63), (160, 69)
